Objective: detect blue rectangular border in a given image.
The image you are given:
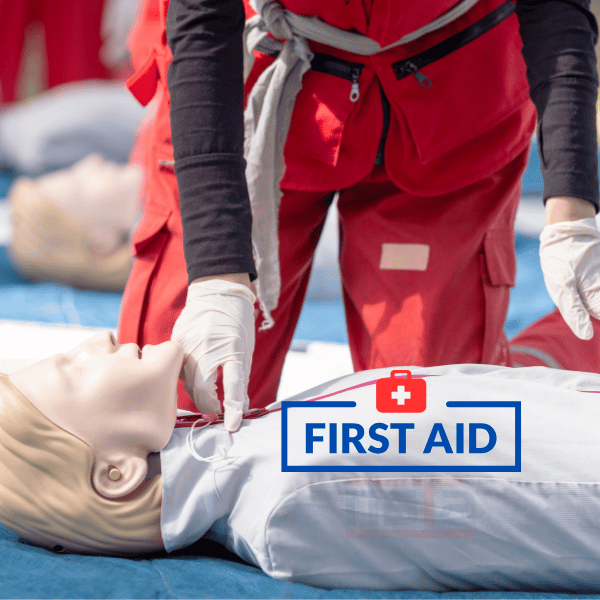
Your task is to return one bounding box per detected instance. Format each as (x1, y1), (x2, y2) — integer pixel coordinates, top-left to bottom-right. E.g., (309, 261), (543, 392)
(281, 400), (521, 472)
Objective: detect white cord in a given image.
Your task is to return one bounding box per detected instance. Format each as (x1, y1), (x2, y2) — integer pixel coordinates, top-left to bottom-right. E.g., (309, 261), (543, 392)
(185, 419), (236, 463)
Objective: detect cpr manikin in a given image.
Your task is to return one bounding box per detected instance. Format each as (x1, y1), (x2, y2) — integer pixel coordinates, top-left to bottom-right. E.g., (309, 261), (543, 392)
(0, 331), (181, 554)
(6, 334), (600, 591)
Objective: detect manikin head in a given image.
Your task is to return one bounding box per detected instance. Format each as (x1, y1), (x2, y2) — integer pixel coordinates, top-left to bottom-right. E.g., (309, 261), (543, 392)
(0, 332), (184, 555)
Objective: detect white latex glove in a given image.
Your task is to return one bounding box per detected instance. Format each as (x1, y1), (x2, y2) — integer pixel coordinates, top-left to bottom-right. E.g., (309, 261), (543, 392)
(539, 217), (600, 340)
(172, 279), (256, 432)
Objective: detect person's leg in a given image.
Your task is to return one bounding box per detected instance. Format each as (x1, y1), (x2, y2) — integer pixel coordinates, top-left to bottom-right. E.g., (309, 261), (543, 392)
(248, 189), (335, 407)
(337, 150), (529, 371)
(509, 309), (600, 371)
(117, 157), (193, 407)
(41, 0), (110, 90)
(0, 0), (33, 103)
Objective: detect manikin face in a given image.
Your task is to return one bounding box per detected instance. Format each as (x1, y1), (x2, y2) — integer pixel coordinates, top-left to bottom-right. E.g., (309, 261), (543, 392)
(8, 332), (184, 498)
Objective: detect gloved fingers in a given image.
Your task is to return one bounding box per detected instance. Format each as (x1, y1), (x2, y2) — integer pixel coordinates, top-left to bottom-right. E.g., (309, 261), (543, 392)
(222, 360), (249, 432)
(171, 279), (256, 418)
(224, 407), (245, 433)
(191, 360), (221, 414)
(171, 303), (201, 352)
(539, 237), (596, 340)
(564, 307), (593, 341)
(554, 281), (594, 340)
(179, 353), (199, 400)
(578, 263), (600, 319)
(582, 287), (600, 321)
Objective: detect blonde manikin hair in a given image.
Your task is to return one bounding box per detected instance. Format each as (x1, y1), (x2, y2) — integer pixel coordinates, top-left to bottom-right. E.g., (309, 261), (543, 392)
(0, 375), (163, 555)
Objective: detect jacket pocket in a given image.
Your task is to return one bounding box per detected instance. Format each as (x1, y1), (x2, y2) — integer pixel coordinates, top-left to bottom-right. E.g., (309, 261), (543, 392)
(391, 1), (525, 164)
(483, 228), (516, 288)
(285, 66), (362, 167)
(131, 207), (171, 256)
(119, 207), (172, 343)
(479, 228), (515, 364)
(126, 50), (160, 107)
(385, 2), (535, 194)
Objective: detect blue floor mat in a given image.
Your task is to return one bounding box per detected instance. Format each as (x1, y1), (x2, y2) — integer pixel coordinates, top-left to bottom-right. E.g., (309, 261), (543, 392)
(0, 173), (14, 199)
(3, 523), (600, 600)
(0, 247), (123, 327)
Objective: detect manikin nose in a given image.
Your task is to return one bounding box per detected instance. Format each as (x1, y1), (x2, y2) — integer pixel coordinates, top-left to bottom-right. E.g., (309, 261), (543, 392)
(81, 331), (118, 354)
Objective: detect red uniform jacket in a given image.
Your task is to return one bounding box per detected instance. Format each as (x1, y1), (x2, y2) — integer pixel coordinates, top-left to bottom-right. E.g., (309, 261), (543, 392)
(128, 0), (535, 197)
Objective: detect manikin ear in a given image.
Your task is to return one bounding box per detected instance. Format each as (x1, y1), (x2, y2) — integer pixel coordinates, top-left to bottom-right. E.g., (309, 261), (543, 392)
(92, 454), (148, 499)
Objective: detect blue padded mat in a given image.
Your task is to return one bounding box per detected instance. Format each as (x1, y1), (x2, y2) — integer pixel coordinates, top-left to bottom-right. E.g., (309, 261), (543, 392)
(0, 173), (14, 199)
(4, 522), (600, 600)
(3, 521), (600, 599)
(0, 247), (123, 327)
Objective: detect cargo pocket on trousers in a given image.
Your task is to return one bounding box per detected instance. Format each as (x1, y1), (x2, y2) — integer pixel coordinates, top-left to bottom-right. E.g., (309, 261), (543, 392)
(480, 229), (516, 364)
(119, 207), (172, 344)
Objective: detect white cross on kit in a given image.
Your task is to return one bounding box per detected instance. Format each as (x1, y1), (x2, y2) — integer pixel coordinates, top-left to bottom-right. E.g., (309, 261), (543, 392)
(391, 385), (411, 405)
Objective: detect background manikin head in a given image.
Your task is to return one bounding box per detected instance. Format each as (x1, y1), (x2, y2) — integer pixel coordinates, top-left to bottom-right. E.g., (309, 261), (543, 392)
(0, 332), (184, 554)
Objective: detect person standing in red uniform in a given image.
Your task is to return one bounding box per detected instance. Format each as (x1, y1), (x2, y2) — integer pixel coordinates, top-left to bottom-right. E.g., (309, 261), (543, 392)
(0, 0), (116, 104)
(120, 0), (600, 431)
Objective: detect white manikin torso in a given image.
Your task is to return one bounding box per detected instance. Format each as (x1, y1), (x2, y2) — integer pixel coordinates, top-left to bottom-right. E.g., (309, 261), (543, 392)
(160, 364), (600, 592)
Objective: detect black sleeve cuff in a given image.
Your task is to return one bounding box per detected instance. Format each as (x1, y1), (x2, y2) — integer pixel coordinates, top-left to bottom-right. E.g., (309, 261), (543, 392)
(175, 153), (257, 282)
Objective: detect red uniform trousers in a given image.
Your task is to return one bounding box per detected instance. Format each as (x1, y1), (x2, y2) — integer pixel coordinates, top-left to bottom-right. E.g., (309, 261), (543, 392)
(510, 311), (600, 372)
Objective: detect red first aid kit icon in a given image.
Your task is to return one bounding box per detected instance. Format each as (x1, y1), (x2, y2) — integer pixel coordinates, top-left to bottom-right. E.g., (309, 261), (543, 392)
(376, 370), (427, 413)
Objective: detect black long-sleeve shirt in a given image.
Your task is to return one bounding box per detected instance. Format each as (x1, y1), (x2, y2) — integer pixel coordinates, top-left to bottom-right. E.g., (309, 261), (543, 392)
(167, 0), (599, 283)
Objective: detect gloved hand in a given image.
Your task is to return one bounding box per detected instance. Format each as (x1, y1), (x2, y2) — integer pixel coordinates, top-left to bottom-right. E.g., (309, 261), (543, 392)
(172, 279), (256, 432)
(539, 217), (600, 340)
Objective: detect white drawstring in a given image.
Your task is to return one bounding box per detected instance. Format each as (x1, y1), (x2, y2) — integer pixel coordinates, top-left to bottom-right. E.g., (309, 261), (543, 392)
(185, 419), (236, 463)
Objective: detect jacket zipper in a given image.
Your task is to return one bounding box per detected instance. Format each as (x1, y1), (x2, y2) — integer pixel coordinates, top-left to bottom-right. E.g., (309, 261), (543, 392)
(374, 82), (391, 165)
(310, 52), (365, 102)
(392, 0), (515, 89)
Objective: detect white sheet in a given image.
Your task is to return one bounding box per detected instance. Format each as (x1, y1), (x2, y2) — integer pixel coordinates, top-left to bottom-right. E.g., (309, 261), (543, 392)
(162, 364), (600, 591)
(0, 203), (10, 247)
